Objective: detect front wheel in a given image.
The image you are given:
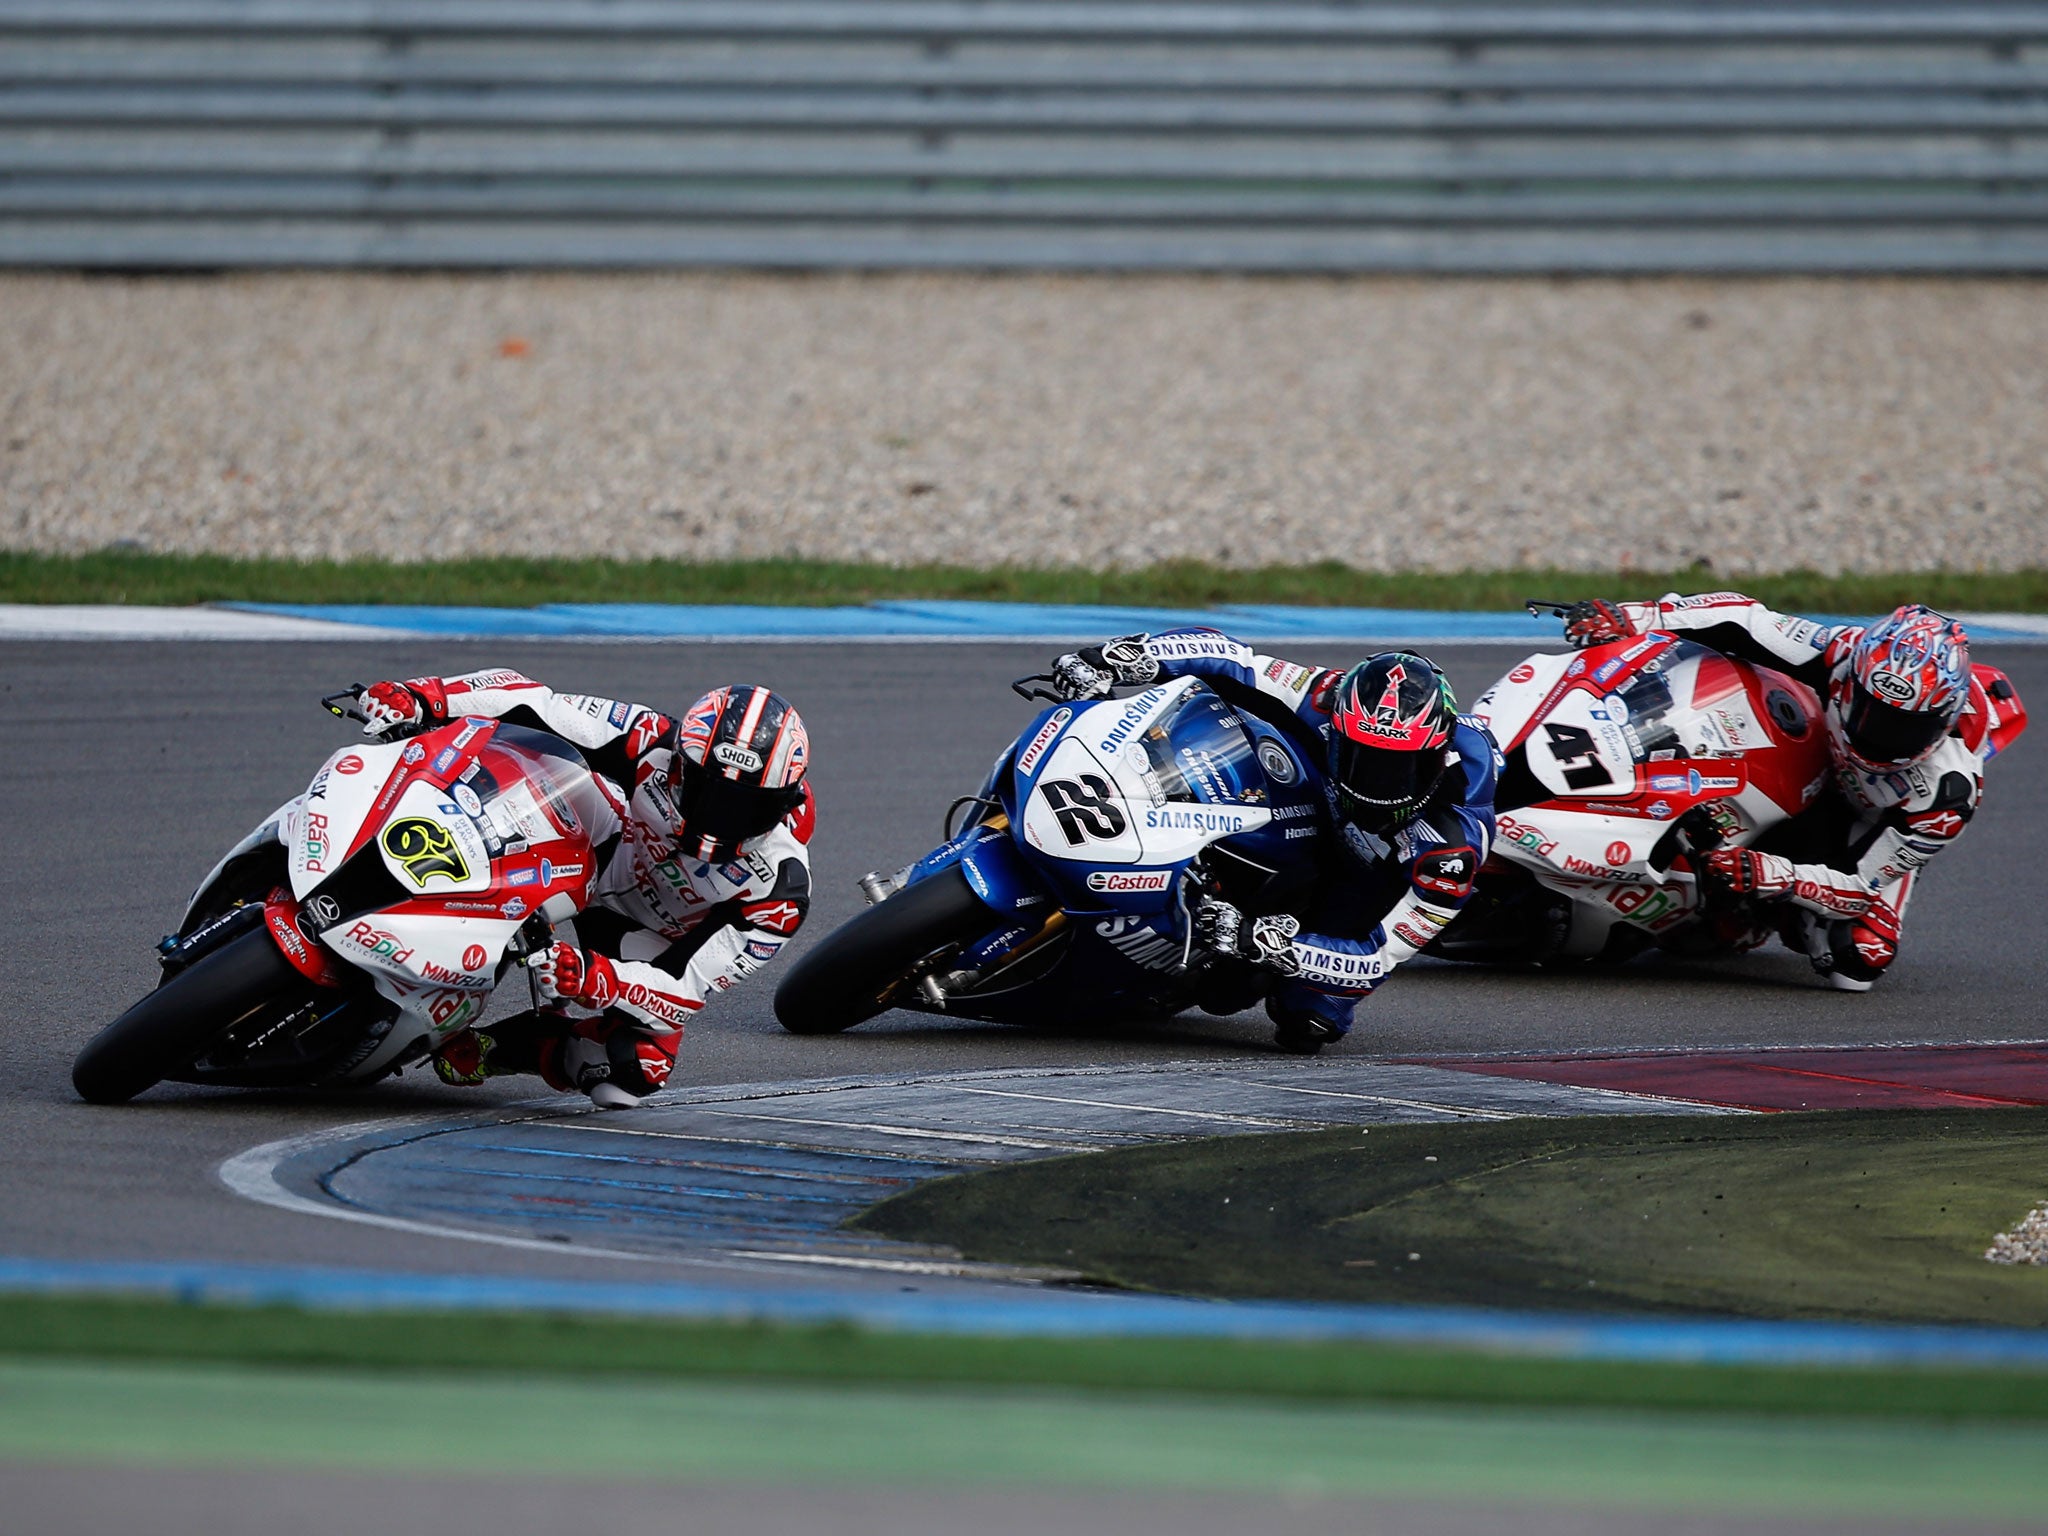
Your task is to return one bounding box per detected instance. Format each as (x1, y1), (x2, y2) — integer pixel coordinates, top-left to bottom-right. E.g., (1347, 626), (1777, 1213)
(72, 929), (311, 1104)
(773, 865), (994, 1034)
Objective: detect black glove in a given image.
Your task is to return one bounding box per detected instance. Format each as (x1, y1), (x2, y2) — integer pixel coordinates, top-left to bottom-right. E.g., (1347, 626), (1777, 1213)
(1194, 899), (1302, 978)
(1050, 633), (1159, 700)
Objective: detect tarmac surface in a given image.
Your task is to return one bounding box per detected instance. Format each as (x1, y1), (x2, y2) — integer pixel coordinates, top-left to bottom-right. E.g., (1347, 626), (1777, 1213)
(4, 638), (2046, 1536)
(4, 639), (2044, 1281)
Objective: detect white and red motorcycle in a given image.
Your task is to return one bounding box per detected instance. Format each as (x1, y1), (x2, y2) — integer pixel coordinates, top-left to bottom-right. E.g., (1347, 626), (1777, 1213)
(1438, 616), (1834, 966)
(72, 690), (616, 1103)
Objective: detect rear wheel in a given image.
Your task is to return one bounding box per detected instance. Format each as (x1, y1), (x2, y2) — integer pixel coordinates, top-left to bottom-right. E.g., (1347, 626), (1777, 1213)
(72, 929), (312, 1104)
(774, 866), (993, 1034)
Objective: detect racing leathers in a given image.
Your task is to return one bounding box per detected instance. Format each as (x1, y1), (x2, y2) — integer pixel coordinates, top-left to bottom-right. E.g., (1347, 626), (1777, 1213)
(1068, 629), (1498, 1043)
(1569, 593), (2017, 988)
(374, 669), (813, 1098)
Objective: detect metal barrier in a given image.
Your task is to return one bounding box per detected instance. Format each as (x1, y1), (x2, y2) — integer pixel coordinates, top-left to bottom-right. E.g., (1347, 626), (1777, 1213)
(3, 1), (2047, 269)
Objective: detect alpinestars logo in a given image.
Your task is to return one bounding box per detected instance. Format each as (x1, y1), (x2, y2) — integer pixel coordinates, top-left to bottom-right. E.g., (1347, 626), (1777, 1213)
(743, 899), (803, 935)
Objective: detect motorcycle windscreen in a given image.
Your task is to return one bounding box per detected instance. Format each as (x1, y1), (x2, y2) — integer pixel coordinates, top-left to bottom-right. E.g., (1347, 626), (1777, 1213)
(1139, 688), (1263, 805)
(467, 725), (621, 854)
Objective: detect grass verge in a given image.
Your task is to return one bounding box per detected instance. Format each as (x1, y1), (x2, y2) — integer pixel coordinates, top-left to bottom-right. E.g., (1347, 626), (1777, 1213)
(852, 1109), (2048, 1329)
(9, 1358), (2048, 1516)
(5, 551), (2048, 612)
(2, 1290), (2047, 1421)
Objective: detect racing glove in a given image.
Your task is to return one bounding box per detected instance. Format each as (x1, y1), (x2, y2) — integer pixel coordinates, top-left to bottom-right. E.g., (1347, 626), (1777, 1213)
(1703, 847), (1795, 898)
(1705, 848), (1872, 918)
(1193, 899), (1302, 978)
(527, 942), (621, 1009)
(1562, 599), (1641, 649)
(1050, 633), (1159, 700)
(359, 679), (444, 739)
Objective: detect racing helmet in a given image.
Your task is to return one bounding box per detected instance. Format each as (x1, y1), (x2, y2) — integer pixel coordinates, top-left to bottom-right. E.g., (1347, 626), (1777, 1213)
(1326, 652), (1456, 835)
(1826, 605), (1970, 773)
(670, 684), (810, 859)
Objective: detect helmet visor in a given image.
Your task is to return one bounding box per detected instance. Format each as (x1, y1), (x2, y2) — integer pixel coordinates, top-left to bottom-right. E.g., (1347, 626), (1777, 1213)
(1332, 737), (1446, 832)
(1842, 688), (1949, 767)
(674, 760), (800, 856)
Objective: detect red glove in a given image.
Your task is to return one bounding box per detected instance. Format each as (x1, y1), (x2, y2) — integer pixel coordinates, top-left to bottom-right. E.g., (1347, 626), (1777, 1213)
(1704, 847), (1795, 898)
(1563, 599), (1636, 649)
(528, 943), (619, 1009)
(361, 679), (442, 739)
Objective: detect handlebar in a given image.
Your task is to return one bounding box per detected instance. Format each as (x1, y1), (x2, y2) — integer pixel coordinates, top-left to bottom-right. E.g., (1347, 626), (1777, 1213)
(1011, 673), (1068, 703)
(320, 685), (372, 725)
(321, 683), (438, 740)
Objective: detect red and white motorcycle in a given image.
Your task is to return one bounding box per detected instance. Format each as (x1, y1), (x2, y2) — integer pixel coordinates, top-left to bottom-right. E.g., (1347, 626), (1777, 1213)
(1437, 617), (1834, 966)
(72, 691), (617, 1103)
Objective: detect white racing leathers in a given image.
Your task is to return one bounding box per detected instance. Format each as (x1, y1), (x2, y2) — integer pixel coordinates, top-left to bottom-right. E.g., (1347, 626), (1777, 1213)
(399, 670), (813, 1090)
(1599, 594), (1990, 987)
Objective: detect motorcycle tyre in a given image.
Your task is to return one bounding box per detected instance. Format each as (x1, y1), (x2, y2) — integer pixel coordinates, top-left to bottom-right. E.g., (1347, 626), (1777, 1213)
(773, 865), (993, 1035)
(72, 929), (309, 1104)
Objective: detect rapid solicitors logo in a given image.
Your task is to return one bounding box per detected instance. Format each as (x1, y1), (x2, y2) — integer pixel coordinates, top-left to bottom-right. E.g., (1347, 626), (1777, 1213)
(343, 920), (413, 965)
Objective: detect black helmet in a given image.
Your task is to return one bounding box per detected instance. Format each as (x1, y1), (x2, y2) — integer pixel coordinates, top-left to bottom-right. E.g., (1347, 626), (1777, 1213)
(1326, 652), (1456, 835)
(671, 684), (810, 860)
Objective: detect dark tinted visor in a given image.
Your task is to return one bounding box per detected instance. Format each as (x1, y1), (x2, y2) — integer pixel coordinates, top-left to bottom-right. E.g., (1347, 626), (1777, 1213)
(1332, 738), (1447, 831)
(675, 762), (801, 853)
(1843, 689), (1948, 766)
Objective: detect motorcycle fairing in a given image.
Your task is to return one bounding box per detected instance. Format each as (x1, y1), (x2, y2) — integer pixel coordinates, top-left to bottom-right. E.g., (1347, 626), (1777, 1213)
(906, 821), (1057, 918)
(1468, 634), (1832, 960)
(883, 674), (1321, 1023)
(269, 719), (609, 1066)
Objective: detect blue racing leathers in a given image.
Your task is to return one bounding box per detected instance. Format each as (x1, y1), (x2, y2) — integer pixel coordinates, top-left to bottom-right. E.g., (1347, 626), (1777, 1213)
(1119, 628), (1499, 1035)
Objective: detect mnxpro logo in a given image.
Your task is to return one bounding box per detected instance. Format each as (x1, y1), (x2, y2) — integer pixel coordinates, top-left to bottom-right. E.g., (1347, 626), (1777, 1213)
(1039, 775), (1127, 847)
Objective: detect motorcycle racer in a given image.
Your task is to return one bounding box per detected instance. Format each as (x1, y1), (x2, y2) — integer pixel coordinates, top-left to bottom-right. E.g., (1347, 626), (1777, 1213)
(1561, 594), (2026, 988)
(357, 671), (813, 1105)
(1050, 631), (1498, 1051)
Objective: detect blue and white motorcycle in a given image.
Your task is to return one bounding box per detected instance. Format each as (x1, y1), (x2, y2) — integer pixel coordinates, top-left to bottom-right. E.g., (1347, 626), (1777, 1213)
(773, 671), (1324, 1034)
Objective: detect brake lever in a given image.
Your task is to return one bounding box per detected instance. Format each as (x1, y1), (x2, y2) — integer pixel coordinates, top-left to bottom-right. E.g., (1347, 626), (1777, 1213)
(320, 684), (372, 725)
(505, 910), (558, 1010)
(1523, 599), (1576, 619)
(1011, 673), (1067, 703)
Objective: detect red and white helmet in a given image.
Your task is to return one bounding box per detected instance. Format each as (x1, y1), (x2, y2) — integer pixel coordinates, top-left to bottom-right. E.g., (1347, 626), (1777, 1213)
(1826, 605), (1970, 773)
(670, 684), (810, 859)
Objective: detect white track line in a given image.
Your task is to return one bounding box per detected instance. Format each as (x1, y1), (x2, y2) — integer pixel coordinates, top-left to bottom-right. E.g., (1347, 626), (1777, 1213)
(688, 1106), (1090, 1152)
(1236, 1080), (1520, 1120)
(0, 604), (421, 640)
(946, 1084), (1310, 1129)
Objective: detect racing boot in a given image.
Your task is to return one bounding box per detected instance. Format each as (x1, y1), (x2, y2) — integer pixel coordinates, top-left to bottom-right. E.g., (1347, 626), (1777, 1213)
(1821, 902), (1902, 993)
(431, 1027), (502, 1087)
(545, 1017), (681, 1110)
(1269, 999), (1344, 1056)
(429, 1012), (560, 1087)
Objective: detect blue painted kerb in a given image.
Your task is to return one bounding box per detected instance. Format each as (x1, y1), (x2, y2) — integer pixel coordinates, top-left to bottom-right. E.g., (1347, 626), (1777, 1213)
(4, 1258), (2045, 1370)
(225, 600), (2048, 644)
(229, 599), (1566, 640)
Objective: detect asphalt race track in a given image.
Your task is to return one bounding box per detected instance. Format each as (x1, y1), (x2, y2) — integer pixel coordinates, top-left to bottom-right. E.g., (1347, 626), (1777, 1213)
(5, 638), (2046, 1278)
(5, 638), (2047, 1534)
